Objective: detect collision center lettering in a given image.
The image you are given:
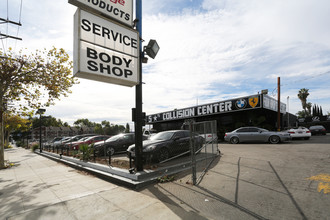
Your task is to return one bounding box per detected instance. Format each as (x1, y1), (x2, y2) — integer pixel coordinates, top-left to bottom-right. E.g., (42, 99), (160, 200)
(147, 96), (264, 123)
(161, 101), (232, 121)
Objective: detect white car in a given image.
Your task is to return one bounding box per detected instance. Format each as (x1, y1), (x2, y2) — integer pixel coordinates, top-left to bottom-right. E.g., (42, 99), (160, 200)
(286, 127), (311, 140)
(199, 133), (218, 144)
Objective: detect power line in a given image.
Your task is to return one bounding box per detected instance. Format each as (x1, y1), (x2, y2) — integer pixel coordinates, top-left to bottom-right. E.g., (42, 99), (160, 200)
(282, 70), (330, 86)
(14, 0), (23, 51)
(0, 0), (23, 52)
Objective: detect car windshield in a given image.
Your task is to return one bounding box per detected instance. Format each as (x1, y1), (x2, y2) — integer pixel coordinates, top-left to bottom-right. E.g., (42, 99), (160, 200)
(78, 137), (90, 142)
(310, 126), (324, 129)
(150, 131), (175, 141)
(106, 134), (125, 142)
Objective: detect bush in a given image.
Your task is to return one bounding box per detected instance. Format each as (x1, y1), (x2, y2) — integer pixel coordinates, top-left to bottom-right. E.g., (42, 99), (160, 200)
(31, 144), (39, 152)
(4, 144), (13, 149)
(79, 144), (94, 161)
(16, 141), (23, 147)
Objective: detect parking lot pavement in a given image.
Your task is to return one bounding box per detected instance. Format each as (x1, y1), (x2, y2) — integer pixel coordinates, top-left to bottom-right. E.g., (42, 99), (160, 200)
(2, 135), (329, 220)
(140, 135), (330, 220)
(0, 147), (191, 220)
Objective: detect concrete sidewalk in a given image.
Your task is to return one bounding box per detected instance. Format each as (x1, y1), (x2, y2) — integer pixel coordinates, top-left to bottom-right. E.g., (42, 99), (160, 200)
(0, 147), (196, 220)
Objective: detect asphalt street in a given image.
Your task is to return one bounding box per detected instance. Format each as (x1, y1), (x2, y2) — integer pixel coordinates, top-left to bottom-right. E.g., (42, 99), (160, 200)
(140, 135), (330, 220)
(1, 135), (329, 219)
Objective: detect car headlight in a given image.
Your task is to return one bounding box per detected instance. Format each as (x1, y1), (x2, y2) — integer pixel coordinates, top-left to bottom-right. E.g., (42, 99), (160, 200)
(144, 145), (157, 152)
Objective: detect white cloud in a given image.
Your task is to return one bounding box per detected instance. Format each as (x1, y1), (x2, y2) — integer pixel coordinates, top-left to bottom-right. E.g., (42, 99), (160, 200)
(2, 0), (330, 125)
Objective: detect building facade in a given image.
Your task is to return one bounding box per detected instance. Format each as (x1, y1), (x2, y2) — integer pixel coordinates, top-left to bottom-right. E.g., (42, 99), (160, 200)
(147, 94), (290, 139)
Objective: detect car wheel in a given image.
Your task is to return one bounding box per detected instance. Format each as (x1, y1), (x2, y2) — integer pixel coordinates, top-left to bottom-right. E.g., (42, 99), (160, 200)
(106, 147), (115, 156)
(269, 135), (280, 144)
(230, 137), (239, 144)
(158, 148), (169, 162)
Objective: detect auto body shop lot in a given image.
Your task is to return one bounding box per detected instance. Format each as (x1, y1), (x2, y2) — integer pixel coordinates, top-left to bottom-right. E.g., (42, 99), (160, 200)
(141, 135), (330, 220)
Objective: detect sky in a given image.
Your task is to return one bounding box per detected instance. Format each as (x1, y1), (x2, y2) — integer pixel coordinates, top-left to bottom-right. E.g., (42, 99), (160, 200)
(1, 0), (330, 128)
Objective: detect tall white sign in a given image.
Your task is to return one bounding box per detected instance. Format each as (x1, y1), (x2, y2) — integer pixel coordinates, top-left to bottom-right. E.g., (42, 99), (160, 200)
(74, 8), (139, 87)
(68, 0), (133, 27)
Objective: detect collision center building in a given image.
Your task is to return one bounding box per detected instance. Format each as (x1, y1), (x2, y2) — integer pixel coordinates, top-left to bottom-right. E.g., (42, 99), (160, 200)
(146, 94), (290, 138)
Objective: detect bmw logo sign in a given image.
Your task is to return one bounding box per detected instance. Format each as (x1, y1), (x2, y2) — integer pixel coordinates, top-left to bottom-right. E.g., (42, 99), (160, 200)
(235, 99), (247, 109)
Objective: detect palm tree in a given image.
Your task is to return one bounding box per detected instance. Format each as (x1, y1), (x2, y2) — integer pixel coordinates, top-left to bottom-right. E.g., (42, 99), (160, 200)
(297, 88), (310, 116)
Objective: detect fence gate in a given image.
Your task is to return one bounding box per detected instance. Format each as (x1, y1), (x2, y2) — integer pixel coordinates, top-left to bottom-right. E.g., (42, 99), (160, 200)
(188, 120), (220, 185)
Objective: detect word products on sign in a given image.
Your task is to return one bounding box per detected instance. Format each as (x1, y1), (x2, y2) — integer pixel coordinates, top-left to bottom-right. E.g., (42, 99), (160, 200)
(68, 0), (133, 26)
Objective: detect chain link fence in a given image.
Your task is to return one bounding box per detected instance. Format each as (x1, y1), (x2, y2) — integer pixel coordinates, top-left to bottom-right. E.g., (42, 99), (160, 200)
(41, 121), (220, 185)
(189, 120), (220, 185)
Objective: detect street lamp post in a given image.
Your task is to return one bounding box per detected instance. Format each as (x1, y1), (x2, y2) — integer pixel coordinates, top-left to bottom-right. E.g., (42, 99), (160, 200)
(36, 109), (46, 153)
(287, 96), (290, 128)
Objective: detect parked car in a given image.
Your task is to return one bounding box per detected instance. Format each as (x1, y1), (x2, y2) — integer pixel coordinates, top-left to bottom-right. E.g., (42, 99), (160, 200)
(66, 135), (110, 150)
(143, 130), (158, 139)
(43, 137), (62, 148)
(309, 125), (327, 135)
(62, 134), (96, 149)
(199, 133), (218, 144)
(286, 127), (311, 140)
(53, 136), (71, 149)
(94, 133), (147, 156)
(224, 127), (291, 144)
(127, 130), (204, 162)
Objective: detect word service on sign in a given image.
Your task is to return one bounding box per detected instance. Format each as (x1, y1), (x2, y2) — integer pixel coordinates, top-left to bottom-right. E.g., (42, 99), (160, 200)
(79, 9), (138, 57)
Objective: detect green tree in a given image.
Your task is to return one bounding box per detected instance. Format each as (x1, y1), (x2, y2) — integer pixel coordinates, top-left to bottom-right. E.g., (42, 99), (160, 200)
(125, 123), (130, 133)
(31, 116), (65, 128)
(4, 114), (30, 146)
(0, 47), (78, 169)
(297, 88), (310, 117)
(94, 123), (103, 134)
(73, 118), (95, 128)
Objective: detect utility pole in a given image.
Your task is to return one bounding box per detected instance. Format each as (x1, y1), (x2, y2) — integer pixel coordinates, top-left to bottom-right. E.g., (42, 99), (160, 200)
(277, 77), (281, 131)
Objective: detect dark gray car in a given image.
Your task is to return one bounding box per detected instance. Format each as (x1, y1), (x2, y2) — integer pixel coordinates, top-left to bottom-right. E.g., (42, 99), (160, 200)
(224, 127), (291, 144)
(127, 130), (204, 162)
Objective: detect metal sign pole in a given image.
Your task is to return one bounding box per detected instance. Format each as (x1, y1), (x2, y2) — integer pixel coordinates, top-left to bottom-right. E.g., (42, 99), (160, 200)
(134, 0), (143, 171)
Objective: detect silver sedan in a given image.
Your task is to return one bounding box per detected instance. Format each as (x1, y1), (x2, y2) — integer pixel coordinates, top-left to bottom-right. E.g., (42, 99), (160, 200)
(224, 127), (291, 144)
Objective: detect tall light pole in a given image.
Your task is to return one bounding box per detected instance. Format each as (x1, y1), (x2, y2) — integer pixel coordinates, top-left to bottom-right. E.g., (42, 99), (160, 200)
(134, 0), (144, 171)
(36, 109), (46, 153)
(287, 96), (290, 128)
(277, 77), (281, 131)
(134, 0), (160, 171)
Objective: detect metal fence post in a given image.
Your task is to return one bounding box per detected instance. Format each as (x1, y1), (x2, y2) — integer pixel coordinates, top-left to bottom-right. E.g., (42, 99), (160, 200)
(189, 120), (197, 185)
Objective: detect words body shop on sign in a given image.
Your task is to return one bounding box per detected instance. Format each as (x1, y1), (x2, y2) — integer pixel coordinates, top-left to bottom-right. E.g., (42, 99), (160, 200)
(74, 41), (138, 87)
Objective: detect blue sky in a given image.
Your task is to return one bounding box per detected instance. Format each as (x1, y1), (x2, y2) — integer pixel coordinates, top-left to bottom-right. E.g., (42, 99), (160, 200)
(1, 0), (330, 127)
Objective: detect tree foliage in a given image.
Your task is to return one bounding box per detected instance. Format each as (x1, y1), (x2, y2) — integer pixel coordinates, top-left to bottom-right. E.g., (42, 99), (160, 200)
(31, 116), (67, 128)
(4, 114), (30, 146)
(0, 47), (78, 169)
(297, 88), (311, 117)
(0, 47), (78, 113)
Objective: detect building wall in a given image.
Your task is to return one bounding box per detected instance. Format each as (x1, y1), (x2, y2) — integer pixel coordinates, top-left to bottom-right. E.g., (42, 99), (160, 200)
(151, 108), (286, 140)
